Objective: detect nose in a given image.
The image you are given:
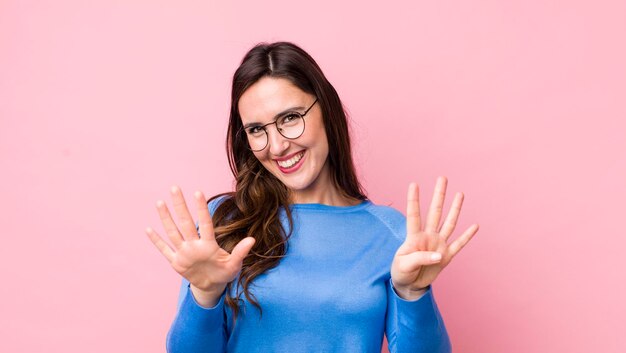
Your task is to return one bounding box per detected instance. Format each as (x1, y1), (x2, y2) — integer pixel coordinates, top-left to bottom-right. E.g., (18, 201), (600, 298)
(266, 125), (289, 156)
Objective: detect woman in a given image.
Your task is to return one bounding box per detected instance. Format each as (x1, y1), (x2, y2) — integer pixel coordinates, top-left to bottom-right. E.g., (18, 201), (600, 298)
(146, 41), (479, 353)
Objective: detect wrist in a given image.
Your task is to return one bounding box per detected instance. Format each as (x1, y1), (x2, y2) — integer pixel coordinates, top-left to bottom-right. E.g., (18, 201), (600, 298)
(393, 283), (430, 301)
(190, 283), (226, 308)
(191, 282), (225, 293)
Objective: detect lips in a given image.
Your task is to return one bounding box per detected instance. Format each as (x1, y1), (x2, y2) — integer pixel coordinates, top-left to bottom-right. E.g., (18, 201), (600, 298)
(276, 151), (305, 168)
(273, 149), (306, 162)
(275, 150), (306, 174)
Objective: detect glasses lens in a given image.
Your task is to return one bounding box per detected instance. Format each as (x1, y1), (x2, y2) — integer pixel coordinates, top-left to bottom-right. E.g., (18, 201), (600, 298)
(244, 127), (267, 151)
(277, 113), (304, 139)
(242, 113), (305, 151)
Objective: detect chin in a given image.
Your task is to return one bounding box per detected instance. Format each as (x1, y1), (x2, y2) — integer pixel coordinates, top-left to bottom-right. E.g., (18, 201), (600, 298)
(277, 175), (314, 192)
(260, 151), (326, 193)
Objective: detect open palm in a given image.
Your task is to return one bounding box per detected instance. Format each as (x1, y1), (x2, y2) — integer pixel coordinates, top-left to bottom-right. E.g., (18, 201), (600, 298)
(391, 177), (479, 294)
(145, 186), (255, 292)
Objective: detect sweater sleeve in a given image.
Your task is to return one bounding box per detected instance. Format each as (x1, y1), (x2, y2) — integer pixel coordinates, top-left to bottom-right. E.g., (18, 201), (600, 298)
(369, 205), (452, 353)
(166, 278), (228, 353)
(165, 195), (230, 353)
(385, 278), (452, 353)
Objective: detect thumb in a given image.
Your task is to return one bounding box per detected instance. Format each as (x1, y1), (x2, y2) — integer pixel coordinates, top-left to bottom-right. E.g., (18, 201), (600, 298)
(398, 251), (442, 273)
(230, 237), (256, 264)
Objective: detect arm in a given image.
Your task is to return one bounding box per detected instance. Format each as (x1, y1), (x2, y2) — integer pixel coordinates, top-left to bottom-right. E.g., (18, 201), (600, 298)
(385, 278), (451, 353)
(146, 192), (247, 353)
(166, 278), (228, 353)
(386, 178), (479, 352)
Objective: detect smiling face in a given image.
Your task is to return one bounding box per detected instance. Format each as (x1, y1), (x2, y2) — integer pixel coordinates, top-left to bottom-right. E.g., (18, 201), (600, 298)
(238, 76), (333, 203)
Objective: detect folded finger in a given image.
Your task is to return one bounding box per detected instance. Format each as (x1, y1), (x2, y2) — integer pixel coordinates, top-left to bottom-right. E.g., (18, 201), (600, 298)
(397, 251), (442, 273)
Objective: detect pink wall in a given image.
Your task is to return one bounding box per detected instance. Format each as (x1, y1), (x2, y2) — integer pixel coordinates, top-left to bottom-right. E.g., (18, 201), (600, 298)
(1, 1), (625, 352)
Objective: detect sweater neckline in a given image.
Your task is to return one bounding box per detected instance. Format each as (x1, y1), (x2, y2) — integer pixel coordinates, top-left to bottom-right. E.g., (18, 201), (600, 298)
(288, 199), (372, 212)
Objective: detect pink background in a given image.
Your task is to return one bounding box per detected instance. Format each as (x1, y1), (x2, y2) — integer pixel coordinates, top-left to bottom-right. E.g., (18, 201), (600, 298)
(1, 1), (625, 352)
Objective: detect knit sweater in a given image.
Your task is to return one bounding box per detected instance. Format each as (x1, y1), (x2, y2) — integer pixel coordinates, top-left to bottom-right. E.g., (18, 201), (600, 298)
(166, 197), (451, 353)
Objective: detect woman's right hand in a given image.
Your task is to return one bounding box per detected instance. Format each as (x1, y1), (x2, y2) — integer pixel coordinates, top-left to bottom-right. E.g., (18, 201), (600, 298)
(146, 186), (256, 302)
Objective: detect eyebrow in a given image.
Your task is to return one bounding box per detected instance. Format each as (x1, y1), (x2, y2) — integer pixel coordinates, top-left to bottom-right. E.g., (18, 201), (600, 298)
(242, 105), (306, 129)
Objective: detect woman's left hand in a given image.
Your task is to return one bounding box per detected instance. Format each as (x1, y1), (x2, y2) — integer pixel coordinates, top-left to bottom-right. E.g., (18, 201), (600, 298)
(390, 176), (479, 299)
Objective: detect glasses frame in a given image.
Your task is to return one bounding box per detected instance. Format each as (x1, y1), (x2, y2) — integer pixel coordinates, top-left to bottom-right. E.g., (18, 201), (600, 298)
(239, 97), (319, 152)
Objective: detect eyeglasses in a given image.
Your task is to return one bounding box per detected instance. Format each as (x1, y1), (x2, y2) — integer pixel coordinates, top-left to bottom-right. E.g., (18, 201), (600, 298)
(238, 97), (318, 152)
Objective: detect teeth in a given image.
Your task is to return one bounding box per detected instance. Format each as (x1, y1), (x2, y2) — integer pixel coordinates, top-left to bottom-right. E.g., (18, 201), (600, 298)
(277, 151), (304, 168)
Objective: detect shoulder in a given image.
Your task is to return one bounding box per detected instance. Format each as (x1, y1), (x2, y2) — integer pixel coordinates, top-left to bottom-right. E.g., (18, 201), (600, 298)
(363, 202), (406, 242)
(207, 193), (232, 216)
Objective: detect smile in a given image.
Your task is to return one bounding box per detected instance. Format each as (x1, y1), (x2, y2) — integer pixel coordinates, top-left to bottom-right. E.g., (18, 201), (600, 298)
(277, 151), (305, 168)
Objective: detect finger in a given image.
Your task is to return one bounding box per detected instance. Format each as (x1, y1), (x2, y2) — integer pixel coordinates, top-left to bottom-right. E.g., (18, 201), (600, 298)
(406, 182), (422, 235)
(170, 185), (200, 241)
(448, 224), (479, 258)
(424, 176), (447, 234)
(145, 227), (175, 262)
(195, 191), (215, 242)
(397, 251), (442, 273)
(229, 237), (256, 265)
(439, 192), (464, 240)
(156, 200), (184, 248)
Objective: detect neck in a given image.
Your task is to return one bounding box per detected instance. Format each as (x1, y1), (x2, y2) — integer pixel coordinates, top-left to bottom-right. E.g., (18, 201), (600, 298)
(289, 165), (361, 206)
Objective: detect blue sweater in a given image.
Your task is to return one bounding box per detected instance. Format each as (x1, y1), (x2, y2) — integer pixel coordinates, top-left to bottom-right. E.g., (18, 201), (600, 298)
(166, 197), (451, 353)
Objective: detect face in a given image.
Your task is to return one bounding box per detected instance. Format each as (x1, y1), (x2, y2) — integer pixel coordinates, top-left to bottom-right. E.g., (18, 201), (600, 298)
(238, 76), (331, 200)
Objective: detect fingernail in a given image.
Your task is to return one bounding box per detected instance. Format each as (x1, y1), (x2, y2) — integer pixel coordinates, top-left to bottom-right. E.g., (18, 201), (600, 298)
(431, 253), (442, 261)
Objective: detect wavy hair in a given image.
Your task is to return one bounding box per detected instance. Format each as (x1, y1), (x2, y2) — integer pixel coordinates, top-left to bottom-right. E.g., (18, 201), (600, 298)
(207, 41), (367, 327)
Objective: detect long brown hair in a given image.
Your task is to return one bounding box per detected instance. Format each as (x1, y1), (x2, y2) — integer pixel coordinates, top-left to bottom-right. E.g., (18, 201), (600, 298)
(208, 41), (367, 326)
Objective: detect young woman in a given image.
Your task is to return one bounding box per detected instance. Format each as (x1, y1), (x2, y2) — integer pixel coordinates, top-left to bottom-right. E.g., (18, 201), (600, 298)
(146, 41), (479, 353)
